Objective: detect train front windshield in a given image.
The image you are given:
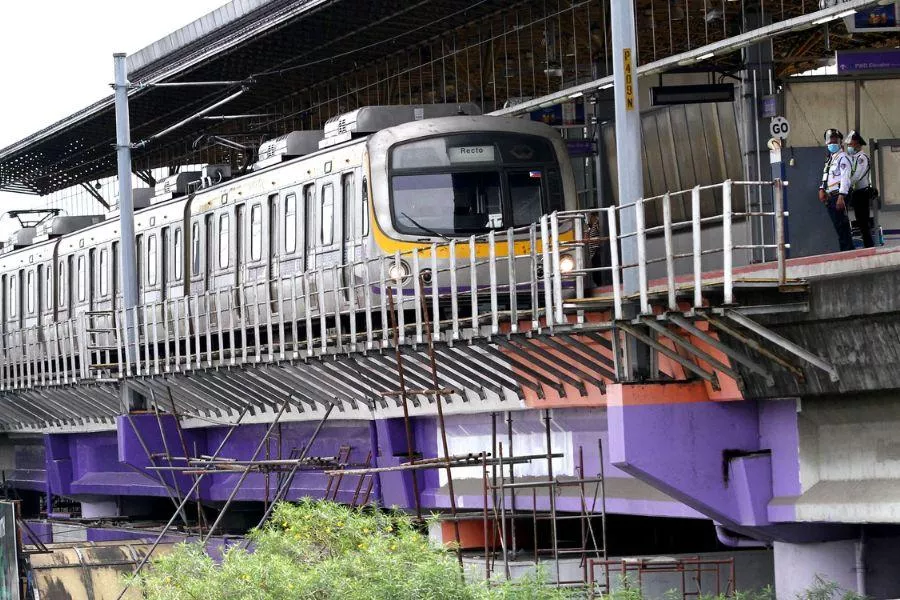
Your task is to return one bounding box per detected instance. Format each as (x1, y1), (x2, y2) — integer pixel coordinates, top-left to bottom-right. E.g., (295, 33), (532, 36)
(390, 133), (565, 237)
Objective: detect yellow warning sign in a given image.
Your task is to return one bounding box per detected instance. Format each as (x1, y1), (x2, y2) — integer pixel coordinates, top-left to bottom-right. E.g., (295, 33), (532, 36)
(624, 48), (635, 111)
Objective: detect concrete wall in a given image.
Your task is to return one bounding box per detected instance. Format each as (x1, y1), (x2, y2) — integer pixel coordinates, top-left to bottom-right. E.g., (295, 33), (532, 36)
(796, 394), (900, 523)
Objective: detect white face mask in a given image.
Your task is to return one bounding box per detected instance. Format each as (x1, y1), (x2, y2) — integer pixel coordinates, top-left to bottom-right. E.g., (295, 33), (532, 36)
(847, 146), (858, 156)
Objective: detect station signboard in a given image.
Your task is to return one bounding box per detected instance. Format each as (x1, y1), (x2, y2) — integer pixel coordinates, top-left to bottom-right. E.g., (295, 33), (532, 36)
(836, 48), (900, 74)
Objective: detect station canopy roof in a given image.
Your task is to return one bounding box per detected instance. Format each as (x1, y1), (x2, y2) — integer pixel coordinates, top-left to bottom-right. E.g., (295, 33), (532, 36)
(0, 0), (895, 197)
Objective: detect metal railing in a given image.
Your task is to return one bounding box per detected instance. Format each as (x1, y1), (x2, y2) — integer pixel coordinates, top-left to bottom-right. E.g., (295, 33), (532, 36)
(0, 179), (788, 390)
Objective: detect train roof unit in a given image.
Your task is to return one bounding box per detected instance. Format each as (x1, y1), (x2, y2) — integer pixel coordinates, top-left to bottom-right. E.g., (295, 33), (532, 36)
(319, 103), (481, 150)
(255, 130), (324, 170)
(32, 215), (106, 243)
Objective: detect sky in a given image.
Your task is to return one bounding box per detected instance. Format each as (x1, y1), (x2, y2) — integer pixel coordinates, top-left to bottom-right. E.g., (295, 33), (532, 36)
(0, 0), (228, 222)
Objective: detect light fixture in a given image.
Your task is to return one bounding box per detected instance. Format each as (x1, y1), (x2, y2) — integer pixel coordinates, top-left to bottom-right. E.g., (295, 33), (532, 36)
(696, 52), (715, 61)
(569, 91), (584, 99)
(598, 82), (614, 90)
(812, 9), (856, 26)
(389, 260), (411, 283)
(559, 254), (576, 273)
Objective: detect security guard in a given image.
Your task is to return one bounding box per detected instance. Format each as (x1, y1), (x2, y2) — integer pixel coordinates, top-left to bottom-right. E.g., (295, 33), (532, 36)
(818, 128), (854, 251)
(846, 130), (875, 248)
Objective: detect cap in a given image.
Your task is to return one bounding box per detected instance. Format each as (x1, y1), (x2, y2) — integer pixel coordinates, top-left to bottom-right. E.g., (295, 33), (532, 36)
(824, 128), (844, 143)
(847, 130), (867, 146)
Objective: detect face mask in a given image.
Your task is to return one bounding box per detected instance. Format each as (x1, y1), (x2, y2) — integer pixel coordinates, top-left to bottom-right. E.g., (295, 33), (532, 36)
(827, 143), (840, 154)
(846, 146), (857, 156)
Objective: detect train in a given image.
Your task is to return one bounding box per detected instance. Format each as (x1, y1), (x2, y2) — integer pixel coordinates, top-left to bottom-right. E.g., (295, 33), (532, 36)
(0, 103), (580, 367)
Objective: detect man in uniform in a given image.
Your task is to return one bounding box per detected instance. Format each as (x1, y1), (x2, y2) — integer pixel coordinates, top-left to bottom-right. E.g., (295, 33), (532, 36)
(818, 128), (854, 252)
(846, 129), (875, 248)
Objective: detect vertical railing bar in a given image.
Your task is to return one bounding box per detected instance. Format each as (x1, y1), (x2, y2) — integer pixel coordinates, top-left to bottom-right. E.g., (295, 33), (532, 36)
(192, 297), (202, 371)
(774, 180), (786, 285)
(316, 268), (327, 354)
(379, 256), (389, 348)
(529, 224), (539, 331)
(723, 180), (734, 305)
(173, 298), (181, 373)
(394, 251), (405, 346)
(348, 265), (358, 353)
(163, 299), (171, 373)
(266, 279), (276, 362)
(204, 293), (213, 368)
(488, 230), (499, 336)
(506, 228), (519, 333)
(291, 274), (301, 358)
(692, 185), (703, 309)
(254, 281), (263, 362)
(550, 212), (564, 326)
(362, 262), (374, 351)
(430, 244), (440, 343)
(663, 192), (677, 311)
(572, 219), (583, 325)
(331, 266), (344, 354)
(152, 302), (161, 375)
(635, 199), (649, 315)
(469, 236), (478, 335)
(540, 216), (553, 334)
(278, 276), (287, 360)
(607, 207), (623, 321)
(216, 291), (226, 367)
(412, 249), (423, 344)
(449, 240), (459, 341)
(304, 274), (314, 358)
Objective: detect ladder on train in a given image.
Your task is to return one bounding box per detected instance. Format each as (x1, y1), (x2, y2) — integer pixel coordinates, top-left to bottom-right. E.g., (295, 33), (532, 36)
(83, 310), (121, 382)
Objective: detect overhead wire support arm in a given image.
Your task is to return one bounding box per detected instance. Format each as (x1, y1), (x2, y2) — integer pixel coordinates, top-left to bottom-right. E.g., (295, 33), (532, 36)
(131, 87), (249, 149)
(127, 78), (254, 90)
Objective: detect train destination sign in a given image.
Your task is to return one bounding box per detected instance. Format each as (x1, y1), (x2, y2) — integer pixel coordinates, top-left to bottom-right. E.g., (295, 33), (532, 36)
(448, 145), (496, 163)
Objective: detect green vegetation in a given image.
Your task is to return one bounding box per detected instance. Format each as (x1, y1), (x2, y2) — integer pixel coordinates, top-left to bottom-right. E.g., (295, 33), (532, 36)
(795, 575), (867, 600)
(135, 500), (574, 600)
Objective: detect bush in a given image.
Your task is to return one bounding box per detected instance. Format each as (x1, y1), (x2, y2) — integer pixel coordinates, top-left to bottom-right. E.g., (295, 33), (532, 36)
(134, 500), (574, 600)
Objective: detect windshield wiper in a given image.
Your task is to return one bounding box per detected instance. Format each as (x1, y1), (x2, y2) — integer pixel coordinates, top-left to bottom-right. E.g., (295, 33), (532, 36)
(400, 212), (451, 242)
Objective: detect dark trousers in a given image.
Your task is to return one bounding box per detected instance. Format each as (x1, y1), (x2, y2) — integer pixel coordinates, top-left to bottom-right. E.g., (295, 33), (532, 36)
(851, 188), (875, 248)
(826, 194), (854, 252)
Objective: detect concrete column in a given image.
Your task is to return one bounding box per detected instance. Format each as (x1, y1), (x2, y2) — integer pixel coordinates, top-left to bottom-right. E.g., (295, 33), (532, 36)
(773, 540), (876, 600)
(610, 0), (643, 294)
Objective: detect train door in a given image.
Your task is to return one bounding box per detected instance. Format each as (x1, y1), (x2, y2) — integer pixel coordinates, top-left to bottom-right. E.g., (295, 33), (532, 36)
(111, 242), (119, 310)
(340, 172), (359, 302)
(36, 265), (45, 340)
(234, 203), (245, 314)
(267, 193), (279, 311)
(160, 228), (169, 303)
(135, 235), (144, 306)
(204, 215), (214, 293)
(88, 249), (97, 312)
(303, 184), (317, 273)
(1, 274), (6, 355)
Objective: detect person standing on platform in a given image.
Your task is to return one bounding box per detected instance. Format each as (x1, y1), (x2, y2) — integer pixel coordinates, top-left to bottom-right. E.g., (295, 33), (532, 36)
(818, 128), (854, 252)
(846, 129), (875, 248)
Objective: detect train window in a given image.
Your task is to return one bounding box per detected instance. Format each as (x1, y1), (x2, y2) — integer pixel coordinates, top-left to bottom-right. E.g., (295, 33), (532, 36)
(77, 255), (86, 302)
(45, 267), (52, 309)
(509, 172), (545, 227)
(9, 277), (16, 318)
(321, 184), (334, 246)
(305, 185), (317, 247)
(284, 194), (297, 254)
(191, 221), (201, 276)
(343, 174), (355, 242)
(361, 177), (369, 236)
(147, 236), (158, 286)
(218, 213), (230, 269)
(173, 228), (182, 280)
(26, 271), (34, 315)
(250, 203), (262, 261)
(99, 249), (109, 295)
(58, 261), (66, 308)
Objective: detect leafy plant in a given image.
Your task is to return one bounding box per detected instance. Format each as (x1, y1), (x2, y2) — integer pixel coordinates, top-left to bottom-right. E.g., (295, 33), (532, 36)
(134, 500), (575, 600)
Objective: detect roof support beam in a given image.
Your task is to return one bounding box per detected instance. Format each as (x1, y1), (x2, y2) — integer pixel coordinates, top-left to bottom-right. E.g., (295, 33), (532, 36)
(78, 182), (110, 210)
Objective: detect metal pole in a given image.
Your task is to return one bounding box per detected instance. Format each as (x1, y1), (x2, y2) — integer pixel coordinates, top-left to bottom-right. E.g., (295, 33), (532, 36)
(113, 54), (138, 378)
(610, 1), (644, 295)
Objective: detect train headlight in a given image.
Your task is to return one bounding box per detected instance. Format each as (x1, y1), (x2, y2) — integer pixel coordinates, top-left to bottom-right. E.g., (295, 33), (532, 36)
(388, 260), (411, 283)
(559, 254), (576, 274)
